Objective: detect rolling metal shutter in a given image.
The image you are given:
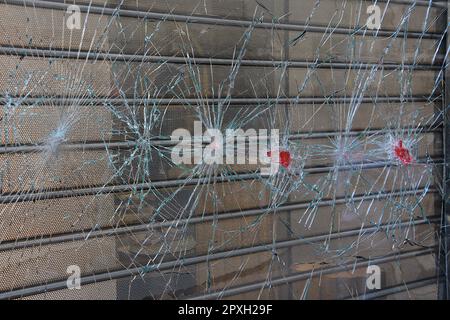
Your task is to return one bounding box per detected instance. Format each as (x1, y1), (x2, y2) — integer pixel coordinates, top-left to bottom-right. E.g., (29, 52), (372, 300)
(0, 0), (447, 299)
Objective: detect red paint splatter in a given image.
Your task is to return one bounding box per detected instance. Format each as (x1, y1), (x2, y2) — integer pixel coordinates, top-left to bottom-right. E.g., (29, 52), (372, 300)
(267, 150), (292, 168)
(394, 140), (413, 165)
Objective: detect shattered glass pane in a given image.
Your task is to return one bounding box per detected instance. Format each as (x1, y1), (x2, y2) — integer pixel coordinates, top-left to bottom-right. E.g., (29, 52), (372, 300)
(0, 0), (447, 300)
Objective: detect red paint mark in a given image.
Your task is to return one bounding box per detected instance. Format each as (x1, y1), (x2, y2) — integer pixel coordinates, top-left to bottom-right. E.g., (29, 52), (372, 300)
(267, 150), (292, 168)
(394, 140), (413, 165)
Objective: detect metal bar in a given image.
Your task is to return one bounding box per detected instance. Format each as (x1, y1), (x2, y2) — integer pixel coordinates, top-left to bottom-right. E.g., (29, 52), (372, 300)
(346, 277), (440, 300)
(438, 0), (450, 301)
(0, 228), (436, 299)
(0, 158), (442, 204)
(0, 46), (442, 70)
(33, 0), (450, 9)
(0, 96), (438, 106)
(2, 0), (444, 39)
(0, 126), (442, 154)
(189, 248), (436, 300)
(304, 158), (443, 174)
(382, 0), (446, 7)
(0, 188), (438, 252)
(40, 0), (449, 9)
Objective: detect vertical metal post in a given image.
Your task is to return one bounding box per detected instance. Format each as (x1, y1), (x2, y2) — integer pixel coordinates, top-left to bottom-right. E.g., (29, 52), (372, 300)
(439, 0), (450, 301)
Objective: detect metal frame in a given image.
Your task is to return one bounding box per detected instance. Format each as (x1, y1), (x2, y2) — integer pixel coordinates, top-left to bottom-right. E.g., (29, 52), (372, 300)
(438, 0), (450, 301)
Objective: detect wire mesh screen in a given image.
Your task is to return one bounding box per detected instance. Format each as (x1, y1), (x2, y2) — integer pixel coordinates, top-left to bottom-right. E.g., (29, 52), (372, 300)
(0, 0), (447, 300)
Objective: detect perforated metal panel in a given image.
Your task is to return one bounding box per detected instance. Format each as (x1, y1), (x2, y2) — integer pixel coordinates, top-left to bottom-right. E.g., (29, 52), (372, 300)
(0, 0), (446, 300)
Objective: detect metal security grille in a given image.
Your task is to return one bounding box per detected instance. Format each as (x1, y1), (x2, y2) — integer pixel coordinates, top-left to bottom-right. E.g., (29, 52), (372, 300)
(0, 0), (447, 300)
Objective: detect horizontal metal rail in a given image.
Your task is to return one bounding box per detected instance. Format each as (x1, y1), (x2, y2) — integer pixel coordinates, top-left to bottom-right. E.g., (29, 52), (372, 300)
(383, 0), (446, 7)
(0, 221), (437, 299)
(39, 0), (450, 9)
(0, 126), (442, 154)
(345, 276), (440, 300)
(0, 46), (442, 71)
(189, 247), (437, 299)
(0, 158), (443, 204)
(0, 96), (439, 106)
(2, 0), (444, 39)
(0, 188), (438, 252)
